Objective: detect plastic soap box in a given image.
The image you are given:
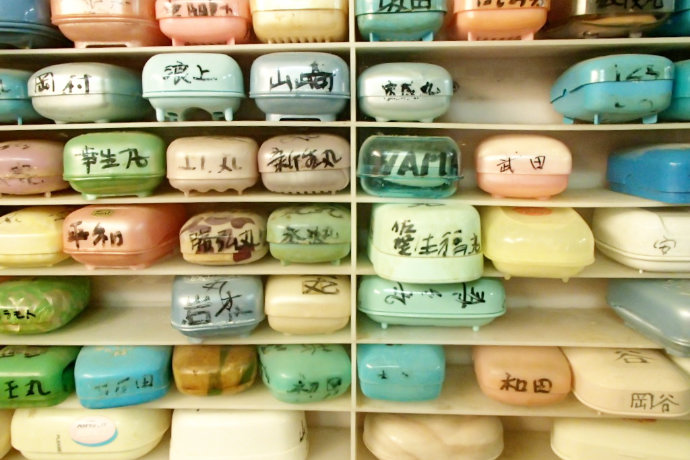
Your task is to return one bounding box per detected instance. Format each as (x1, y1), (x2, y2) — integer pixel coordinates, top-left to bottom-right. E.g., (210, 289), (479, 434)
(450, 0), (551, 40)
(0, 140), (68, 196)
(156, 0), (252, 45)
(249, 0), (348, 43)
(172, 345), (257, 396)
(0, 70), (45, 124)
(356, 0), (448, 42)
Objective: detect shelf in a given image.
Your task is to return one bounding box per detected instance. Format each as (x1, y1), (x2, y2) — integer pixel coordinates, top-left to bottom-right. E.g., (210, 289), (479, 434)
(356, 308), (659, 349)
(356, 365), (690, 420)
(356, 188), (675, 208)
(57, 385), (352, 412)
(5, 426), (350, 460)
(355, 121), (690, 131)
(0, 307), (352, 346)
(0, 255), (353, 276)
(357, 429), (560, 460)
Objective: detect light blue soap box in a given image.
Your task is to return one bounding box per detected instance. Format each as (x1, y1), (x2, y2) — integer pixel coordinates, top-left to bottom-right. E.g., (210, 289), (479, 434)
(142, 53), (245, 122)
(74, 346), (172, 408)
(0, 69), (44, 124)
(550, 54), (674, 124)
(170, 275), (264, 342)
(258, 344), (351, 404)
(607, 144), (690, 204)
(653, 0), (690, 36)
(607, 279), (690, 357)
(358, 276), (505, 330)
(357, 344), (445, 402)
(661, 59), (690, 120)
(356, 0), (448, 42)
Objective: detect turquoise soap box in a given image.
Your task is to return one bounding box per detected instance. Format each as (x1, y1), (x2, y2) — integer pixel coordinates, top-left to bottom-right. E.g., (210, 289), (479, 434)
(358, 276), (505, 330)
(550, 54), (674, 124)
(607, 279), (690, 357)
(142, 53), (245, 122)
(661, 59), (690, 121)
(358, 135), (462, 199)
(258, 344), (351, 404)
(654, 0), (690, 36)
(170, 275), (265, 342)
(74, 346), (172, 409)
(356, 0), (448, 42)
(607, 144), (690, 204)
(357, 344), (445, 402)
(0, 69), (44, 124)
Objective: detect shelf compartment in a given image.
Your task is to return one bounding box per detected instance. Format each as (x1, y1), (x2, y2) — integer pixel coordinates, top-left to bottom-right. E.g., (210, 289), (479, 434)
(357, 365), (690, 420)
(356, 308), (658, 349)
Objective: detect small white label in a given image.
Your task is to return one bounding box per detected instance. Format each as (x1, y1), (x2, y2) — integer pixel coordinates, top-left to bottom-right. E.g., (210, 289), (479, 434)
(70, 416), (118, 447)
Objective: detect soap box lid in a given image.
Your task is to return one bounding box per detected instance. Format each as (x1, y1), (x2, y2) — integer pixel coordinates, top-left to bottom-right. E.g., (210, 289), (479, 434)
(357, 62), (453, 98)
(258, 344), (351, 385)
(568, 0), (673, 15)
(63, 204), (187, 255)
(455, 0), (550, 11)
(267, 204), (351, 245)
(170, 409), (308, 459)
(0, 0), (52, 25)
(0, 140), (64, 178)
(11, 407), (171, 455)
(550, 54), (674, 103)
(250, 52), (350, 98)
(358, 276), (505, 318)
(172, 345), (257, 391)
(672, 59), (690, 98)
(63, 132), (165, 179)
(608, 144), (690, 196)
(0, 206), (73, 256)
(356, 0), (447, 15)
(475, 134), (572, 175)
(28, 63), (142, 98)
(592, 207), (690, 260)
(369, 203), (481, 258)
(357, 344), (445, 385)
(156, 0), (251, 18)
(0, 345), (80, 376)
(171, 275), (265, 331)
(265, 275), (350, 318)
(250, 0), (347, 12)
(607, 279), (690, 355)
(0, 69), (32, 100)
(358, 135), (461, 181)
(52, 0), (157, 17)
(258, 134), (350, 173)
(143, 53), (245, 96)
(167, 136), (259, 180)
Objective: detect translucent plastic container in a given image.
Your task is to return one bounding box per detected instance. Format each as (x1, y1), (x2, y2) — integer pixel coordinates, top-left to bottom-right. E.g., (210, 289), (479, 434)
(156, 0), (252, 45)
(0, 140), (68, 196)
(450, 0), (551, 40)
(249, 0), (348, 43)
(172, 345), (257, 396)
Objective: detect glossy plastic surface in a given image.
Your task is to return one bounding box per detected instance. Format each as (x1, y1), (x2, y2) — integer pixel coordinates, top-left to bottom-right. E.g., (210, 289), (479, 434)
(607, 279), (690, 356)
(11, 407), (171, 460)
(654, 0), (690, 36)
(258, 344), (351, 403)
(0, 0), (53, 26)
(550, 54), (674, 124)
(473, 345), (572, 406)
(607, 144), (690, 204)
(74, 345), (172, 408)
(450, 0), (550, 41)
(358, 135), (461, 198)
(592, 207), (690, 272)
(356, 0), (447, 42)
(661, 59), (690, 120)
(358, 276), (505, 330)
(0, 277), (90, 334)
(142, 53), (245, 122)
(249, 0), (348, 43)
(62, 204), (187, 270)
(267, 204), (351, 265)
(172, 345), (257, 395)
(167, 136), (259, 195)
(481, 207), (594, 281)
(368, 203), (483, 284)
(0, 410), (9, 458)
(63, 132), (166, 200)
(180, 210), (268, 265)
(0, 206), (73, 269)
(475, 134), (572, 200)
(0, 345), (79, 408)
(264, 275), (350, 334)
(0, 69), (45, 124)
(170, 409), (308, 460)
(0, 1), (67, 49)
(258, 134), (350, 194)
(363, 413), (504, 460)
(0, 140), (68, 196)
(357, 344), (445, 401)
(170, 275), (264, 340)
(357, 63), (453, 122)
(563, 347), (690, 417)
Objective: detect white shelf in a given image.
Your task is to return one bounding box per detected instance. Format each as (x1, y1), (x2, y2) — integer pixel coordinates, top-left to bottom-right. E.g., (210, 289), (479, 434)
(357, 430), (560, 460)
(357, 308), (659, 349)
(355, 121), (690, 131)
(0, 307), (352, 346)
(0, 120), (352, 132)
(5, 426), (350, 460)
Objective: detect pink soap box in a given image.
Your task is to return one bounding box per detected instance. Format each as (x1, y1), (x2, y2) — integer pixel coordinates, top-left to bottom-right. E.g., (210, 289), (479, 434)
(450, 0), (551, 41)
(0, 140), (70, 197)
(156, 0), (252, 45)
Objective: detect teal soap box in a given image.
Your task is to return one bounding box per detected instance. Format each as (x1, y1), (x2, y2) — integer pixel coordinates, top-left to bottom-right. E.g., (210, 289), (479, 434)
(356, 0), (448, 42)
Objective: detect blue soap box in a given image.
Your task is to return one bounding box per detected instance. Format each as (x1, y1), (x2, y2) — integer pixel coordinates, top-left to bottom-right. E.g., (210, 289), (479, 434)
(607, 144), (690, 204)
(356, 0), (448, 42)
(74, 346), (172, 408)
(0, 70), (44, 124)
(661, 59), (690, 121)
(653, 0), (690, 36)
(357, 344), (445, 402)
(550, 54), (674, 124)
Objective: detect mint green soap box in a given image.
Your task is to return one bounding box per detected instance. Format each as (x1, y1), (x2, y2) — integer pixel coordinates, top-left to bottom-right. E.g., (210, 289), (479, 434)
(258, 344), (351, 404)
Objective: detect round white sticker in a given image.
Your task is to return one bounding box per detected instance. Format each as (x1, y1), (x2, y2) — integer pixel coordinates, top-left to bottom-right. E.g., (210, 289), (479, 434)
(70, 416), (118, 447)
